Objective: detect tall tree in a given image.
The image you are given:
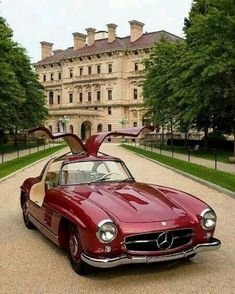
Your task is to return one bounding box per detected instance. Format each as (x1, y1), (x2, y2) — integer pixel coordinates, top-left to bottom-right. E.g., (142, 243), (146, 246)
(183, 0), (235, 153)
(0, 17), (48, 137)
(143, 37), (186, 146)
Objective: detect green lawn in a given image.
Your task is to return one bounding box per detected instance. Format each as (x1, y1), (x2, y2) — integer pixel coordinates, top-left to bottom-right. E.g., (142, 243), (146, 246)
(0, 144), (66, 179)
(144, 143), (233, 163)
(122, 145), (235, 193)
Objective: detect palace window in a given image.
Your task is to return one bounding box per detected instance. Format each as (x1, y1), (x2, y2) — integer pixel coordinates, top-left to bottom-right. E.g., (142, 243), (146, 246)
(88, 92), (92, 102)
(108, 124), (112, 132)
(134, 63), (139, 71)
(88, 66), (92, 75)
(97, 91), (101, 101)
(133, 122), (137, 127)
(108, 90), (112, 100)
(79, 92), (83, 102)
(69, 69), (73, 78)
(69, 93), (73, 103)
(97, 65), (101, 74)
(58, 72), (61, 80)
(57, 95), (61, 104)
(108, 63), (112, 73)
(51, 73), (54, 81)
(108, 106), (112, 115)
(49, 91), (54, 105)
(133, 88), (138, 99)
(43, 74), (46, 82)
(80, 67), (83, 76)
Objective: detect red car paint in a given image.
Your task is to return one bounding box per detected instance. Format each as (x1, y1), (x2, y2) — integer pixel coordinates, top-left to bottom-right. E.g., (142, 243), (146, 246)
(20, 126), (220, 271)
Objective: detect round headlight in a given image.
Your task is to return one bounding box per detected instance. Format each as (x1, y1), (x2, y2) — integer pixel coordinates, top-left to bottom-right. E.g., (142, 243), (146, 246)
(200, 209), (217, 230)
(96, 220), (117, 243)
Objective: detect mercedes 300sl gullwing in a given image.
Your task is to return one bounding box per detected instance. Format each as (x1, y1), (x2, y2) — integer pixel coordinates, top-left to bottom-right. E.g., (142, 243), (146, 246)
(20, 126), (221, 275)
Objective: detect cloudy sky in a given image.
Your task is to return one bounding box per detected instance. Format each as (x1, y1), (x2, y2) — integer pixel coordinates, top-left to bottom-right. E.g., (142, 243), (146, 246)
(1, 0), (192, 62)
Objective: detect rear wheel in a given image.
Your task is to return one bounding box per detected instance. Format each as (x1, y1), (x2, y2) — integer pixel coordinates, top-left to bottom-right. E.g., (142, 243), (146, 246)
(22, 199), (35, 230)
(67, 224), (92, 275)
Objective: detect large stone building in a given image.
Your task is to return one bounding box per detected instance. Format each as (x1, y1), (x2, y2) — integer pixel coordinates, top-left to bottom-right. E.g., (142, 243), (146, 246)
(34, 20), (180, 139)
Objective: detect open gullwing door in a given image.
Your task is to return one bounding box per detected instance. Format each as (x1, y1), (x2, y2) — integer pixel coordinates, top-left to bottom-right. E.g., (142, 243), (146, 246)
(28, 127), (86, 155)
(85, 126), (155, 155)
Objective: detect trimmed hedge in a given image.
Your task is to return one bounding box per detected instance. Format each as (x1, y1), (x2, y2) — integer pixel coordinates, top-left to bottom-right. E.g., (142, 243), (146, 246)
(167, 139), (233, 151)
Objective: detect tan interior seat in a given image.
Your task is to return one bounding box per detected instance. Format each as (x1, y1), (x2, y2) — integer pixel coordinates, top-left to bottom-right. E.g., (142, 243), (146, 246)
(45, 171), (60, 188)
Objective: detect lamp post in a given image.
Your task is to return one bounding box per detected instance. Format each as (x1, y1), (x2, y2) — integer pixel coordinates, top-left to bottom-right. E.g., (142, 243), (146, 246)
(119, 118), (128, 143)
(119, 118), (128, 128)
(59, 115), (70, 132)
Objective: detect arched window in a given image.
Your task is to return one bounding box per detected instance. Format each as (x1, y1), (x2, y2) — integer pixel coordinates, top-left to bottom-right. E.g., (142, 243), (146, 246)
(48, 125), (53, 132)
(97, 124), (102, 133)
(69, 125), (74, 134)
(49, 91), (54, 105)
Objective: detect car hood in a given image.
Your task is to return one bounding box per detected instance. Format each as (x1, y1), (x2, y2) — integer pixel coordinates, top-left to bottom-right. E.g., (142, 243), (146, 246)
(70, 182), (191, 223)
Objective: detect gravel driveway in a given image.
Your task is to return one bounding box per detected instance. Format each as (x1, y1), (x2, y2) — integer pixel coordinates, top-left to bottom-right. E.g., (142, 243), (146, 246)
(0, 144), (234, 294)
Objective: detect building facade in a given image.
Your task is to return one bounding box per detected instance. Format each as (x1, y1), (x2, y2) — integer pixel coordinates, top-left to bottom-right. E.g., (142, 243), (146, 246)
(34, 20), (180, 139)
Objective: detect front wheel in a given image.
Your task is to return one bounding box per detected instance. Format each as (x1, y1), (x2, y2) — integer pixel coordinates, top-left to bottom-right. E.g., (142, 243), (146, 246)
(67, 224), (92, 275)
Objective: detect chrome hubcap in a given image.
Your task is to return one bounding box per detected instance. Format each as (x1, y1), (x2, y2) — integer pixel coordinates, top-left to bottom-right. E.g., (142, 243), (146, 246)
(69, 234), (79, 257)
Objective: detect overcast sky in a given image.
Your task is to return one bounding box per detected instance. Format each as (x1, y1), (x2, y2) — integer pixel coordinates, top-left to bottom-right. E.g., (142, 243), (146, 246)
(1, 0), (192, 62)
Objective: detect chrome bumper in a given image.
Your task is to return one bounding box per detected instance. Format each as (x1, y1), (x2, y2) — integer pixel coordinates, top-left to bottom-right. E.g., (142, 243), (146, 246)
(81, 238), (221, 269)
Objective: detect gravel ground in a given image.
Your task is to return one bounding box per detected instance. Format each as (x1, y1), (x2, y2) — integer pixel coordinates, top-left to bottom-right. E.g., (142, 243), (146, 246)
(0, 144), (234, 294)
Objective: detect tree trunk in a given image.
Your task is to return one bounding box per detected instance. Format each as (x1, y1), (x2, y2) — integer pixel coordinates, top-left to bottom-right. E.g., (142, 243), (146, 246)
(233, 129), (235, 157)
(161, 126), (164, 145)
(204, 124), (209, 152)
(184, 131), (188, 148)
(170, 120), (174, 147)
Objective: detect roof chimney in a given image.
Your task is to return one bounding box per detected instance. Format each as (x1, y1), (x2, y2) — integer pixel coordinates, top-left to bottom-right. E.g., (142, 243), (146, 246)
(40, 41), (54, 60)
(107, 23), (117, 43)
(129, 20), (144, 42)
(73, 32), (87, 50)
(86, 27), (96, 46)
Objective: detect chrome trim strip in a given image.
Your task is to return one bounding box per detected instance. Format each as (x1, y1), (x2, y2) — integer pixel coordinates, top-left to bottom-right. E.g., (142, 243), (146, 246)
(124, 229), (194, 252)
(81, 238), (221, 269)
(124, 228), (194, 242)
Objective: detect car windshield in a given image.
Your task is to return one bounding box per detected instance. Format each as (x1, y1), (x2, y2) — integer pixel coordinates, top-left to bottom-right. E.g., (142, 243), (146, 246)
(60, 160), (133, 185)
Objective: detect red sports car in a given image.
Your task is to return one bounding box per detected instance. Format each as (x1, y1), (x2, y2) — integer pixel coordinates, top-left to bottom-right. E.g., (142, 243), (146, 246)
(20, 126), (221, 275)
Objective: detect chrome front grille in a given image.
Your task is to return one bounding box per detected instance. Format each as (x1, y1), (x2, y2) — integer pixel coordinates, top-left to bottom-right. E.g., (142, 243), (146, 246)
(124, 229), (193, 252)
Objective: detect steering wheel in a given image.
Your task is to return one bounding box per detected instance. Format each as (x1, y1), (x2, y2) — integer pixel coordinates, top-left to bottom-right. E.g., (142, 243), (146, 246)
(100, 172), (124, 180)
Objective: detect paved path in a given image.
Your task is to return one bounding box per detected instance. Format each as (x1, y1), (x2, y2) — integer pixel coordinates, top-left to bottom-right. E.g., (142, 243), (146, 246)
(0, 144), (234, 294)
(134, 143), (235, 174)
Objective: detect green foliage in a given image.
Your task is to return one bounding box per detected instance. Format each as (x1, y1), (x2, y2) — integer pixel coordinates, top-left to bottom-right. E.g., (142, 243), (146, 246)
(207, 131), (226, 142)
(0, 17), (48, 132)
(143, 0), (235, 154)
(143, 37), (186, 127)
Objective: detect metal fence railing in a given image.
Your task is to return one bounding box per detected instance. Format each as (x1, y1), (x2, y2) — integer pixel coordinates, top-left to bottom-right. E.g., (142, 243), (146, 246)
(124, 139), (225, 172)
(0, 139), (64, 163)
